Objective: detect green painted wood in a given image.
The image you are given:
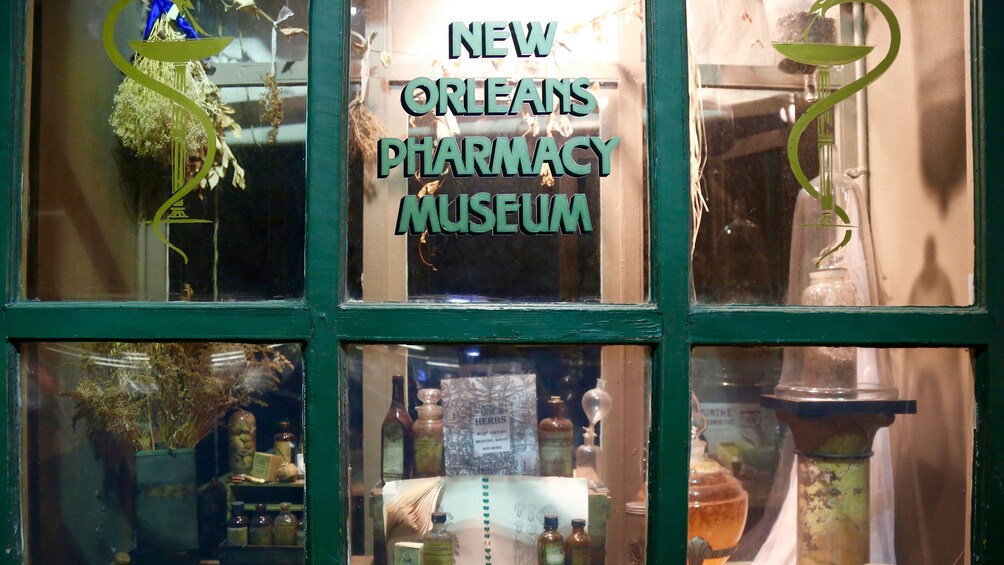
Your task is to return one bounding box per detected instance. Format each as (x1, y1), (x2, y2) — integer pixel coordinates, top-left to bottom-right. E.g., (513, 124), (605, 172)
(688, 306), (993, 346)
(972, 0), (1002, 561)
(3, 302), (313, 341)
(331, 304), (662, 343)
(303, 0), (348, 562)
(648, 0), (694, 560)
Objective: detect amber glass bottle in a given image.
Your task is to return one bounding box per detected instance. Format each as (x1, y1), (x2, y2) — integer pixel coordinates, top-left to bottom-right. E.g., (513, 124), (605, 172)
(273, 502), (298, 545)
(564, 518), (591, 565)
(226, 501), (249, 546)
(413, 388), (445, 478)
(274, 420), (297, 464)
(538, 396), (573, 477)
(248, 503), (274, 545)
(381, 375), (414, 483)
(537, 514), (565, 565)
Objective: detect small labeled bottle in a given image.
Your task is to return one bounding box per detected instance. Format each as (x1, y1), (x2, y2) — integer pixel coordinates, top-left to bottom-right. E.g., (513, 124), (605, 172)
(274, 420), (297, 464)
(226, 501), (250, 546)
(296, 514), (306, 546)
(422, 512), (454, 565)
(539, 396), (574, 477)
(273, 502), (298, 545)
(564, 518), (591, 565)
(249, 503), (274, 545)
(382, 375), (414, 483)
(413, 388), (445, 478)
(537, 514), (565, 565)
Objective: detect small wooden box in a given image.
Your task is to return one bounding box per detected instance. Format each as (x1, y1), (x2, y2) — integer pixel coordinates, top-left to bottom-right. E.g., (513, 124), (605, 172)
(249, 452), (283, 482)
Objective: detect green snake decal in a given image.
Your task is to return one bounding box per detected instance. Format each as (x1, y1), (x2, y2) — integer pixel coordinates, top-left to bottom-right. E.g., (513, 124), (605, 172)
(775, 0), (900, 263)
(103, 0), (232, 263)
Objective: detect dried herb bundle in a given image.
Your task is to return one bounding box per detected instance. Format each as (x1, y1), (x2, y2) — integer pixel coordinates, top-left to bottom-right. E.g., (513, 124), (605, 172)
(109, 15), (245, 189)
(64, 343), (292, 451)
(260, 73), (284, 144)
(348, 96), (387, 160)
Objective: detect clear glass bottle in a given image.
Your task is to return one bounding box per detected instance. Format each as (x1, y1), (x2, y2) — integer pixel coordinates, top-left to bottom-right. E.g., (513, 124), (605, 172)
(688, 393), (747, 565)
(382, 375), (414, 483)
(296, 514), (306, 546)
(413, 388), (445, 478)
(564, 518), (591, 565)
(249, 503), (274, 546)
(574, 428), (603, 488)
(228, 410), (256, 475)
(273, 502), (298, 545)
(422, 512), (454, 565)
(274, 420), (297, 465)
(539, 396), (573, 477)
(537, 514), (565, 565)
(226, 500), (249, 546)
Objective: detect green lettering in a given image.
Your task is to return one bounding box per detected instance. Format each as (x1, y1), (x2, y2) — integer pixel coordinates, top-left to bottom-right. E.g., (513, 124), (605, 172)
(489, 137), (534, 176)
(520, 194), (550, 233)
(510, 78), (546, 115)
(466, 137), (493, 176)
(402, 77), (437, 116)
(590, 137), (620, 176)
(449, 22), (480, 58)
(494, 193), (519, 233)
(431, 136), (466, 176)
(439, 194), (469, 233)
(469, 192), (495, 233)
(377, 138), (405, 178)
(486, 78), (512, 115)
(549, 193), (593, 233)
(509, 21), (557, 57)
(396, 195), (441, 234)
(560, 137), (591, 177)
(483, 22), (508, 57)
(570, 77), (597, 117)
(531, 137), (564, 175)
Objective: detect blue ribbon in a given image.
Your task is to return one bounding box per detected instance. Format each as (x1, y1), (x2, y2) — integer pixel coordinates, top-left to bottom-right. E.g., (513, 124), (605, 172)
(144, 0), (199, 40)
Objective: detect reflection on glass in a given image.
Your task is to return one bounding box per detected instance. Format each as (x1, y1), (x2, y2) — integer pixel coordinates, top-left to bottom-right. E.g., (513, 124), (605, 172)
(21, 342), (303, 563)
(26, 0), (308, 301)
(690, 346), (973, 563)
(346, 344), (650, 563)
(688, 0), (973, 306)
(347, 0), (648, 303)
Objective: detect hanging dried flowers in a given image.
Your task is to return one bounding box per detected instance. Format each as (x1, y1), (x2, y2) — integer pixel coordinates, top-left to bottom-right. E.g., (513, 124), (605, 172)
(109, 14), (245, 190)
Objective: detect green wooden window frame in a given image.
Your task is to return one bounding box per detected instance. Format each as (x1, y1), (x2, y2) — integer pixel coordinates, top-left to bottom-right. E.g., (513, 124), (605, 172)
(0, 0), (1000, 562)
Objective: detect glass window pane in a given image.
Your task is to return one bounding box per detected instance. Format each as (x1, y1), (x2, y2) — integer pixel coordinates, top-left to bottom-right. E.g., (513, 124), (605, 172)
(346, 1), (649, 303)
(346, 344), (650, 563)
(690, 346), (973, 563)
(24, 1), (309, 301)
(688, 0), (974, 306)
(21, 342), (304, 562)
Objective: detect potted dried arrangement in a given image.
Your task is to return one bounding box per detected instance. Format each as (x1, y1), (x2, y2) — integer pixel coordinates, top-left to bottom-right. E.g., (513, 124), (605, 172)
(64, 342), (292, 554)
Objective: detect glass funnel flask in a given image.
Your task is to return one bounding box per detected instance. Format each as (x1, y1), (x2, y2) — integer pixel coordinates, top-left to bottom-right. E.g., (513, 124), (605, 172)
(688, 392), (748, 565)
(582, 378), (613, 430)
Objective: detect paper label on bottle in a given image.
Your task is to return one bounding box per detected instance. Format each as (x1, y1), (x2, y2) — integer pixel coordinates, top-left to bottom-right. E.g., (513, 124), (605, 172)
(472, 411), (512, 455)
(226, 526), (248, 546)
(541, 543), (564, 564)
(539, 430), (573, 476)
(276, 440), (293, 464)
(422, 539), (454, 564)
(569, 547), (590, 565)
(382, 422), (405, 481)
(249, 526), (273, 545)
(415, 435), (444, 475)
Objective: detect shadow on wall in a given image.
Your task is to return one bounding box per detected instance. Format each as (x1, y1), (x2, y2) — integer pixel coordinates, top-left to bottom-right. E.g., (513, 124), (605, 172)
(914, 2), (968, 215)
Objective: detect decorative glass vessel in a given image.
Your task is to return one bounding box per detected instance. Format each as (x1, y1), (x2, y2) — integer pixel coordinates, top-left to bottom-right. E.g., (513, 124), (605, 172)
(581, 378), (613, 430)
(688, 393), (748, 565)
(228, 410), (256, 475)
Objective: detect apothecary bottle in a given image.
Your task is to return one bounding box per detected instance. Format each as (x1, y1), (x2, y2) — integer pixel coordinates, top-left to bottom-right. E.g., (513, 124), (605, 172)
(274, 420), (297, 464)
(575, 428), (603, 488)
(296, 515), (306, 546)
(539, 396), (574, 477)
(226, 501), (249, 546)
(413, 388), (445, 478)
(537, 514), (565, 565)
(273, 502), (298, 545)
(228, 410), (256, 475)
(422, 512), (454, 565)
(249, 503), (274, 546)
(382, 375), (414, 483)
(564, 518), (591, 565)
